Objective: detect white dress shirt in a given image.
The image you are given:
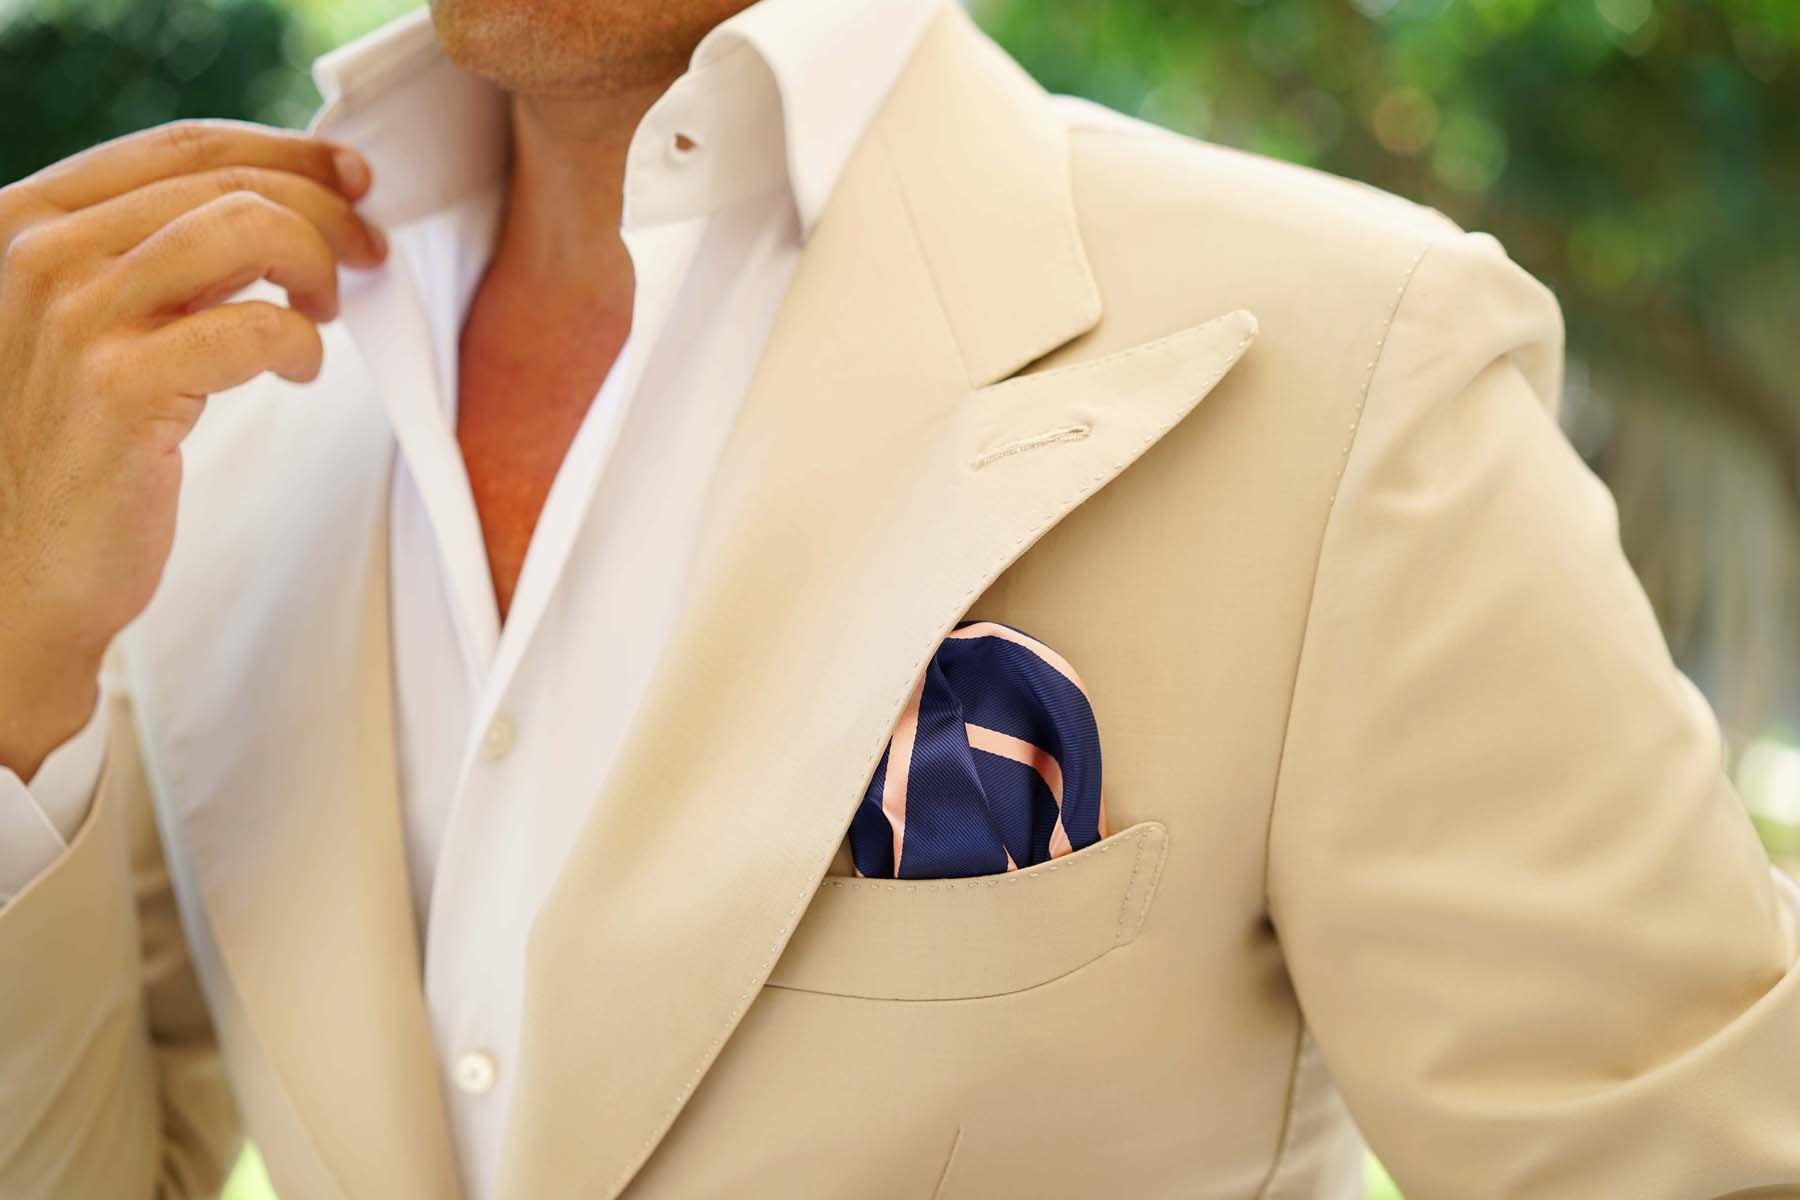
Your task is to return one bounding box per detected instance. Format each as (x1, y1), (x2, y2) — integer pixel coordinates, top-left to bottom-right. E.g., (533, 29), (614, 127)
(0, 0), (939, 1191)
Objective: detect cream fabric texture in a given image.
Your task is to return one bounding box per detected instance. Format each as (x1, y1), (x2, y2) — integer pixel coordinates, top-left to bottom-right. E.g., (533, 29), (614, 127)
(2, 3), (1798, 1198)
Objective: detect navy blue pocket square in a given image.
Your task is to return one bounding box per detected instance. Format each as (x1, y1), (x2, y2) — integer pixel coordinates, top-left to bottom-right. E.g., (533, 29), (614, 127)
(849, 620), (1107, 879)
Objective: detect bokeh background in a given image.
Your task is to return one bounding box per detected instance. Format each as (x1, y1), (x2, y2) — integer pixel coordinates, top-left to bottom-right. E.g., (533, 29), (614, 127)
(3, 0), (1795, 1196)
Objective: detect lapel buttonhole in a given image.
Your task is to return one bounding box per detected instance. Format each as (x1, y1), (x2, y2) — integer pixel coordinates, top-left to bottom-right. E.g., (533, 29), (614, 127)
(971, 422), (1093, 470)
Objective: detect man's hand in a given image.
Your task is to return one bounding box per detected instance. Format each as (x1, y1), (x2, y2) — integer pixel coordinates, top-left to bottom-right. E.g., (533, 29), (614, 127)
(0, 119), (388, 779)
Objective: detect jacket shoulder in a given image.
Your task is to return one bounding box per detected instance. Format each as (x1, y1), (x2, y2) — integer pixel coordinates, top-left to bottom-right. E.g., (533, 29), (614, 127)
(1045, 93), (1559, 404)
(1053, 93), (1461, 264)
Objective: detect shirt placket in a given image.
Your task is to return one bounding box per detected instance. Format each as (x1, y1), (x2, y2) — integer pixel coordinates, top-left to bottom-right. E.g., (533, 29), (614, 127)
(416, 76), (729, 1191)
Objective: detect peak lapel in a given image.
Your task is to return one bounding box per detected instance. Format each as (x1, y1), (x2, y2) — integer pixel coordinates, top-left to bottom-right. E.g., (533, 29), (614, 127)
(497, 8), (1256, 1198)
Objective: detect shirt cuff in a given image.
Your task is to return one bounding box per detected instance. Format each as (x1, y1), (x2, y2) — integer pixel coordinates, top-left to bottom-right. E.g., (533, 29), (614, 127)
(0, 698), (110, 903)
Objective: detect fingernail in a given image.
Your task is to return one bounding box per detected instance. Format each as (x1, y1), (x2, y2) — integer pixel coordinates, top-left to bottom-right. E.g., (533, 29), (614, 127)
(368, 224), (388, 260)
(333, 148), (371, 197)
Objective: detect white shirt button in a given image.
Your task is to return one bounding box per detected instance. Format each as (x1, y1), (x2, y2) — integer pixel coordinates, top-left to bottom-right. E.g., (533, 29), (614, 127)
(481, 715), (517, 760)
(453, 1049), (497, 1095)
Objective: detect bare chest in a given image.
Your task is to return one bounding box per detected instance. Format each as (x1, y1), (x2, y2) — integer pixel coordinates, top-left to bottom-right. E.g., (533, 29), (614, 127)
(455, 289), (629, 620)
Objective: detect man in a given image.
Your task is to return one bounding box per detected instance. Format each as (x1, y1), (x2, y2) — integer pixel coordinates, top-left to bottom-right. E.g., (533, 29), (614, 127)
(1, 0), (1796, 1196)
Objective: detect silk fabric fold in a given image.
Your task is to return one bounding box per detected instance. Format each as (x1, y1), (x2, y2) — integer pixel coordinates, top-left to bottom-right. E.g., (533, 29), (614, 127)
(849, 620), (1108, 879)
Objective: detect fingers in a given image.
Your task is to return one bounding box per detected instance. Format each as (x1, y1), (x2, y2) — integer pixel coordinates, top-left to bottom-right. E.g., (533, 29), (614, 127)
(64, 165), (386, 269)
(131, 299), (325, 400)
(24, 119), (371, 212)
(102, 190), (340, 324)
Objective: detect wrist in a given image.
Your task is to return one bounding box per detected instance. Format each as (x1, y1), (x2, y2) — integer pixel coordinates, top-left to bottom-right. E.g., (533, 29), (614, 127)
(0, 625), (105, 782)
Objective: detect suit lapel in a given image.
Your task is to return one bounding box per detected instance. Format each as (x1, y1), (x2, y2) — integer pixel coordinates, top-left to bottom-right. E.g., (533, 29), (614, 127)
(124, 309), (462, 1198)
(497, 7), (1256, 1198)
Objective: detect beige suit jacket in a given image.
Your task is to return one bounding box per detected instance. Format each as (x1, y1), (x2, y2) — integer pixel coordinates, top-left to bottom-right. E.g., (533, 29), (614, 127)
(4, 5), (1798, 1198)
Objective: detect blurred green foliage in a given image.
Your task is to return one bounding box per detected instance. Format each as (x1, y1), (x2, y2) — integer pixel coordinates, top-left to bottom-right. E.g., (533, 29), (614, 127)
(973, 0), (1800, 512)
(0, 0), (417, 174)
(0, 0), (307, 166)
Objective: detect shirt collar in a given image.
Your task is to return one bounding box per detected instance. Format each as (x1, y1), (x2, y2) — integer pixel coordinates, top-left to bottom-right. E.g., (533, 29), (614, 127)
(309, 0), (942, 239)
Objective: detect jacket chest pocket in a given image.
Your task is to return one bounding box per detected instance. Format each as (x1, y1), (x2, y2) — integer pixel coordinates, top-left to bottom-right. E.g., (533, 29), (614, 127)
(765, 819), (1168, 1001)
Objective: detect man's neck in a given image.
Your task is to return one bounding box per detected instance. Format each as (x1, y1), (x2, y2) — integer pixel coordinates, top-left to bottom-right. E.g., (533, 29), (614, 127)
(489, 80), (677, 317)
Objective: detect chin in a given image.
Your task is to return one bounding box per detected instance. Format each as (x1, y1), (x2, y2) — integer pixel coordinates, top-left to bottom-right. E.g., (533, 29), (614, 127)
(429, 0), (741, 97)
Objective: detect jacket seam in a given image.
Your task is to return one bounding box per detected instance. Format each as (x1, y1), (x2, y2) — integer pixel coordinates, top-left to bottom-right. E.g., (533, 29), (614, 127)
(929, 1125), (964, 1200)
(1251, 1018), (1310, 1200)
(1257, 237), (1439, 916)
(1112, 823), (1152, 944)
(875, 129), (975, 384)
(1250, 235), (1439, 1196)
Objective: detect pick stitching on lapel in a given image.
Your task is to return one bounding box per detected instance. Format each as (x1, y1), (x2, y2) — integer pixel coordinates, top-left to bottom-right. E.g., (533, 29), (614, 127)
(496, 6), (1257, 1197)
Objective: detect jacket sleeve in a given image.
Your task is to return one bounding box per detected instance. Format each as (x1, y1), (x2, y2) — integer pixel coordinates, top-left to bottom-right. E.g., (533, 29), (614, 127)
(1266, 229), (1800, 1198)
(0, 649), (241, 1198)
